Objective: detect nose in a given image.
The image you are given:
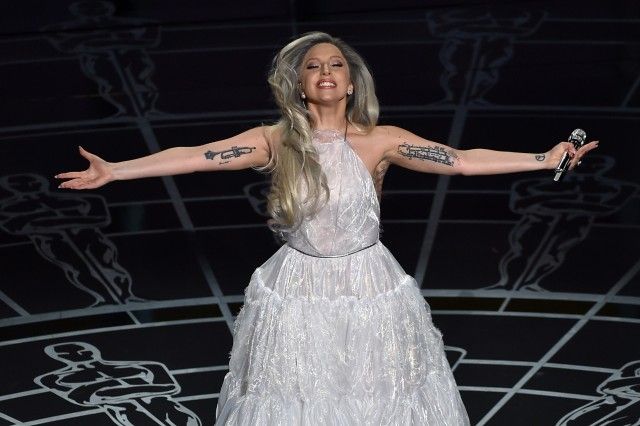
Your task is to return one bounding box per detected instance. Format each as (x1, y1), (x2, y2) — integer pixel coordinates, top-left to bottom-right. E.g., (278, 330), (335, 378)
(321, 63), (331, 75)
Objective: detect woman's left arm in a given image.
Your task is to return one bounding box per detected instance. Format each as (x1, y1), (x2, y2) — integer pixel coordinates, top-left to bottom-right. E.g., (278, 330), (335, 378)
(382, 125), (599, 176)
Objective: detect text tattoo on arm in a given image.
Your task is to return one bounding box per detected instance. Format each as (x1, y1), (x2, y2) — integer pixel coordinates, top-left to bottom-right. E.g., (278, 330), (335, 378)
(397, 143), (458, 167)
(535, 154), (545, 161)
(204, 146), (256, 165)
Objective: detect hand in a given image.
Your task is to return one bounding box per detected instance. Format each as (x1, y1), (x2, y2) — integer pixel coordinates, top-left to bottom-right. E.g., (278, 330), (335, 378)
(55, 146), (114, 190)
(546, 140), (599, 171)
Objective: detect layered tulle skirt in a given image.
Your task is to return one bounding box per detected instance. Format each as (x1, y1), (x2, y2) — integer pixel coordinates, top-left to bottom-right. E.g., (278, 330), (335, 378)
(215, 242), (469, 425)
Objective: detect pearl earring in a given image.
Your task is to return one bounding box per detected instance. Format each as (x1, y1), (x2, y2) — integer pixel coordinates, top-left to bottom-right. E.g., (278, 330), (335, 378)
(301, 92), (306, 99)
(347, 88), (353, 95)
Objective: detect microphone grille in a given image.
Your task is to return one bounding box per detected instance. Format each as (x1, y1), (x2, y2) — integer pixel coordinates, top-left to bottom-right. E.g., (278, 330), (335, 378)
(569, 128), (586, 145)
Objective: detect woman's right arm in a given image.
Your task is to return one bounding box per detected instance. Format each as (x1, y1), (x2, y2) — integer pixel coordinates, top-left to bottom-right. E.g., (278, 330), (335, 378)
(56, 126), (273, 190)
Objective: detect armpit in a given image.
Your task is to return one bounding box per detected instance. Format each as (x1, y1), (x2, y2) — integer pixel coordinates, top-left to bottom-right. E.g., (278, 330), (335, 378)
(373, 160), (390, 199)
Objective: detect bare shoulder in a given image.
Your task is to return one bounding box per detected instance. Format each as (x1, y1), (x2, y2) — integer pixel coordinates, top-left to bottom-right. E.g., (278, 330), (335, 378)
(355, 125), (418, 150)
(349, 125), (398, 148)
(353, 125), (424, 157)
(355, 124), (402, 140)
(347, 125), (389, 160)
(373, 124), (404, 136)
(371, 125), (424, 145)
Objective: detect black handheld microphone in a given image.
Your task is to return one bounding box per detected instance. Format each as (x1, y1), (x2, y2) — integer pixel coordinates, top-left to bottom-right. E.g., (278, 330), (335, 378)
(554, 128), (586, 182)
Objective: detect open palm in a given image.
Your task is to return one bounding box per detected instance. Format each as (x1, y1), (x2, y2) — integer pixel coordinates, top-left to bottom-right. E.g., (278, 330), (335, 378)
(56, 146), (114, 190)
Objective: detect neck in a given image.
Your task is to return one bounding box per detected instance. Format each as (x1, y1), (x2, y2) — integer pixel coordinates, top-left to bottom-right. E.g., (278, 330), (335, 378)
(307, 102), (348, 131)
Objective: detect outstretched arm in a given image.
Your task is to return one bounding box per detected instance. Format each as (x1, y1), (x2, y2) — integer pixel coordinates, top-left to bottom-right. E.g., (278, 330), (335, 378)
(56, 126), (272, 189)
(382, 125), (598, 176)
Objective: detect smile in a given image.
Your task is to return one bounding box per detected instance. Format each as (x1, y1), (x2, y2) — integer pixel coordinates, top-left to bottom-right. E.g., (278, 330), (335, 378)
(317, 80), (336, 88)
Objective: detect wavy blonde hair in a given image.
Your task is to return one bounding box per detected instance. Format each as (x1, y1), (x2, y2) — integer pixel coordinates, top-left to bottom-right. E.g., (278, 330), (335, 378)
(264, 32), (379, 231)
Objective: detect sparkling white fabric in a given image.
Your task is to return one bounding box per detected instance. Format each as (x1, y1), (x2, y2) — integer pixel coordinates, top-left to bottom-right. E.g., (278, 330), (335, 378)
(215, 129), (470, 425)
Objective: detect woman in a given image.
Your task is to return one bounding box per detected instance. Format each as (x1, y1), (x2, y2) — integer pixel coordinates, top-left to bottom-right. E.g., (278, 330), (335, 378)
(56, 32), (597, 425)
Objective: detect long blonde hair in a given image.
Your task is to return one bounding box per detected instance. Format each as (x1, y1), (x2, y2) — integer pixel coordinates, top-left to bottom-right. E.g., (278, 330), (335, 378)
(265, 32), (379, 231)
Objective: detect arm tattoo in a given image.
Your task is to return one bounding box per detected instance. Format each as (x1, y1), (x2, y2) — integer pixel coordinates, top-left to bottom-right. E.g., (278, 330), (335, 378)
(204, 146), (256, 164)
(397, 142), (458, 166)
(535, 154), (545, 161)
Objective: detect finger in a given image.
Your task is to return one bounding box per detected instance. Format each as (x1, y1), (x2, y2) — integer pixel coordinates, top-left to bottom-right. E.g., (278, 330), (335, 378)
(63, 182), (94, 190)
(560, 141), (576, 154)
(55, 171), (84, 179)
(58, 179), (78, 189)
(576, 143), (599, 158)
(567, 140), (599, 170)
(61, 175), (105, 190)
(562, 143), (577, 158)
(570, 143), (578, 154)
(58, 178), (89, 189)
(78, 146), (95, 160)
(579, 140), (599, 150)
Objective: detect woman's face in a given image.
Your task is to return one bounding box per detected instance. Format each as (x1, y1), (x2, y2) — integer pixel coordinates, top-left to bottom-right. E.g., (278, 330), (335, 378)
(299, 42), (352, 105)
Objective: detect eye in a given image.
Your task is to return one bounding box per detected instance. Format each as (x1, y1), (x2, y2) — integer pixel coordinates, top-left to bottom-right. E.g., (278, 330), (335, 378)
(306, 63), (319, 69)
(331, 62), (343, 67)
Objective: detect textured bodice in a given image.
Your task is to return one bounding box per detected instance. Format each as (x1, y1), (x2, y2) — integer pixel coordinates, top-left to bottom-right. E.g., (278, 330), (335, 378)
(284, 129), (380, 257)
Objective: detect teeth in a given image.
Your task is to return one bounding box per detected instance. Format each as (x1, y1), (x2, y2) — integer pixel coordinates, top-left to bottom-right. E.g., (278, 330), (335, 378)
(318, 81), (336, 87)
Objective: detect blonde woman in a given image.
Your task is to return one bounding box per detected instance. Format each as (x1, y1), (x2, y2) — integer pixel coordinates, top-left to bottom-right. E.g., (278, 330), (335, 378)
(56, 32), (598, 425)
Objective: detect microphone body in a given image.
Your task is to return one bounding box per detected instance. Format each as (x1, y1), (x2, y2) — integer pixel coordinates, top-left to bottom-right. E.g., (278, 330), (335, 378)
(554, 128), (586, 182)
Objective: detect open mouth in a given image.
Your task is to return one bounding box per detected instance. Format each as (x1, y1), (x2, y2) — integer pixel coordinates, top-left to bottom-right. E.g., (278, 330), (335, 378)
(317, 80), (336, 88)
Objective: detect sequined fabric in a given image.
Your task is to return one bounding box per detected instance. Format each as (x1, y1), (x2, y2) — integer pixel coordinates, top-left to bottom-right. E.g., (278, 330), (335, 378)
(215, 129), (470, 425)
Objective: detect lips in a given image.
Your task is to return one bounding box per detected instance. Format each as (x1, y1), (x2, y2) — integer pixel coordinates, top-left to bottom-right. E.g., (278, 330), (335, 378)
(316, 79), (336, 88)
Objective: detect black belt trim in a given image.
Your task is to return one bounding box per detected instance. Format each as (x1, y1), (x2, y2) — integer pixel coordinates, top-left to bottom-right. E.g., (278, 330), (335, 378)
(287, 241), (378, 258)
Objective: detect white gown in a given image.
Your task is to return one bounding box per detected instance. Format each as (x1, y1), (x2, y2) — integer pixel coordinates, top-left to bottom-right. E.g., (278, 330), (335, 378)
(215, 129), (470, 425)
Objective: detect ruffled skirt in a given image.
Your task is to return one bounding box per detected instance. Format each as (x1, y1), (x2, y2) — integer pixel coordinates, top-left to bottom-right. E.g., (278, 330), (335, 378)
(215, 242), (469, 425)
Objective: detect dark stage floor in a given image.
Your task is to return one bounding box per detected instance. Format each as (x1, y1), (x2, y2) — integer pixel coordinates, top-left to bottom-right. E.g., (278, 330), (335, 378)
(1, 1), (639, 425)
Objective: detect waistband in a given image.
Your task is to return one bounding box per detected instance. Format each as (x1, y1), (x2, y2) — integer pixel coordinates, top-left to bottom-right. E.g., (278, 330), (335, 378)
(287, 241), (378, 258)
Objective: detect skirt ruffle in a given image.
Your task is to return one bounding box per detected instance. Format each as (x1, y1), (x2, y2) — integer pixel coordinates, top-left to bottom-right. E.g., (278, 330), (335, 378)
(215, 243), (469, 425)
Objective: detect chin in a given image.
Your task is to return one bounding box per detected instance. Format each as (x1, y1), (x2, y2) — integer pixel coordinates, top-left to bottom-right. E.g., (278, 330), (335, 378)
(313, 95), (343, 104)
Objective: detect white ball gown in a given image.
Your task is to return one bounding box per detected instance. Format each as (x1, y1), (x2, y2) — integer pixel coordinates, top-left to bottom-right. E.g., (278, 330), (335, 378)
(215, 129), (470, 425)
